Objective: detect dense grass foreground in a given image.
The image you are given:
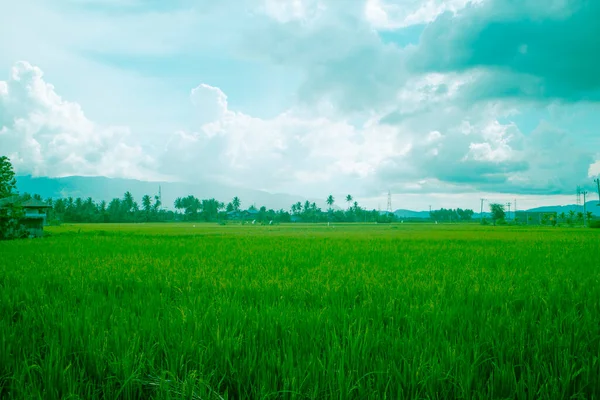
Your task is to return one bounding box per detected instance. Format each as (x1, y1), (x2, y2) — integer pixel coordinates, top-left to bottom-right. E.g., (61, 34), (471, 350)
(1, 223), (600, 399)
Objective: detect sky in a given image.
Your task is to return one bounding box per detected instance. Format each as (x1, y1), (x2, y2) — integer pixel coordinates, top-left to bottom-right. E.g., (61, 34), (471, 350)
(1, 0), (599, 211)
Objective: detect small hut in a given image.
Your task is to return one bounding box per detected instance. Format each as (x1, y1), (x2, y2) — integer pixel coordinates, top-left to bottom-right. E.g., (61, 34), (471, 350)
(0, 196), (52, 238)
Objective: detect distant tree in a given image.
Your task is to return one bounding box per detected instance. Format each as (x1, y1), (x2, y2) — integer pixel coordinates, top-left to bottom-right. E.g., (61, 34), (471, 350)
(304, 200), (311, 214)
(142, 195), (152, 221)
(174, 197), (183, 212)
(566, 210), (575, 225)
(577, 212), (584, 224)
(559, 212), (566, 223)
(345, 194), (353, 210)
(232, 196), (241, 211)
(226, 202), (234, 213)
(326, 195), (335, 210)
(0, 156), (26, 239)
(489, 203), (505, 226)
(586, 211), (594, 223)
(292, 201), (302, 215)
(456, 208), (474, 221)
(0, 156), (17, 199)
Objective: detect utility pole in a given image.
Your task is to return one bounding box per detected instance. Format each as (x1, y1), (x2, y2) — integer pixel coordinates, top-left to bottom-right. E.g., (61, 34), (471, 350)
(583, 190), (588, 226)
(514, 199), (517, 222)
(480, 198), (486, 223)
(506, 202), (511, 221)
(595, 178), (600, 205)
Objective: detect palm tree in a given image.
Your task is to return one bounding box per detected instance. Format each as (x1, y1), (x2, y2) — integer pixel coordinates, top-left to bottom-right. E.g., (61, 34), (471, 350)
(586, 211), (593, 224)
(326, 195), (335, 211)
(345, 194), (353, 210)
(559, 212), (566, 223)
(232, 196), (241, 211)
(142, 195), (152, 211)
(142, 195), (152, 221)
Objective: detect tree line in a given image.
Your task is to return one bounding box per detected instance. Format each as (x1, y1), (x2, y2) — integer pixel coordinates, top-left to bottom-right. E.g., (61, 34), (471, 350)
(2, 155), (482, 228)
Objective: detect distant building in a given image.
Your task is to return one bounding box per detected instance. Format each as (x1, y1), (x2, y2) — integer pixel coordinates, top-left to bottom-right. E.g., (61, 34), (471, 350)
(0, 196), (52, 237)
(226, 209), (259, 221)
(515, 211), (557, 226)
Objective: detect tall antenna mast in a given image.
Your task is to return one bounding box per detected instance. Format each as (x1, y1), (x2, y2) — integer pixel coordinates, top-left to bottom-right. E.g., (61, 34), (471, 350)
(583, 190), (588, 226)
(506, 202), (511, 220)
(576, 186), (581, 206)
(386, 190), (392, 215)
(595, 178), (600, 205)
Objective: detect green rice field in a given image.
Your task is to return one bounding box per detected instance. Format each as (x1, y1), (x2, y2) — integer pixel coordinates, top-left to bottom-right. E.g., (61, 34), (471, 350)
(1, 223), (599, 399)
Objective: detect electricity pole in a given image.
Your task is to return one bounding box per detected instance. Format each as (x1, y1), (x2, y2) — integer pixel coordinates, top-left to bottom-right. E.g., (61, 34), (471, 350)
(506, 202), (511, 221)
(480, 198), (486, 224)
(583, 190), (588, 226)
(595, 178), (600, 205)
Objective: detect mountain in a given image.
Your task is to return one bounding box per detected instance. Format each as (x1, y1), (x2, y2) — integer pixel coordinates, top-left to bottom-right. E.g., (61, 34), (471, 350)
(394, 200), (600, 220)
(393, 209), (432, 219)
(15, 175), (325, 211)
(16, 175), (600, 217)
(525, 201), (600, 216)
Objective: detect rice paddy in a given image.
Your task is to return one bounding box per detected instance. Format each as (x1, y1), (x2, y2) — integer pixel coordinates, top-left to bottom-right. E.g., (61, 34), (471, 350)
(1, 223), (599, 399)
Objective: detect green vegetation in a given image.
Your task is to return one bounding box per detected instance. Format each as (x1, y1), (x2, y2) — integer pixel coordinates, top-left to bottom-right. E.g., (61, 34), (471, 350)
(1, 223), (600, 399)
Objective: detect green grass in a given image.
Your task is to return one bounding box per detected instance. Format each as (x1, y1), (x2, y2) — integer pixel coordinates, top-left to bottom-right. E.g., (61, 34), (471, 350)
(1, 223), (599, 399)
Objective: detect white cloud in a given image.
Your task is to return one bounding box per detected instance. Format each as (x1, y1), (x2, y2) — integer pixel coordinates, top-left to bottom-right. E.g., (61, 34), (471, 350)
(0, 61), (161, 180)
(589, 160), (600, 177)
(1, 59), (596, 209)
(262, 0), (325, 23)
(365, 0), (484, 30)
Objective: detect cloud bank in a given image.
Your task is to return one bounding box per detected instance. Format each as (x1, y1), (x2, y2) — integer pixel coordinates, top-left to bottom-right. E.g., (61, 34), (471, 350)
(1, 0), (599, 208)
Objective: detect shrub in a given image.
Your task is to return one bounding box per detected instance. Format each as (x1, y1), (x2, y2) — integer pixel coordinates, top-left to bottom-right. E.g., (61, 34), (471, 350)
(589, 220), (600, 229)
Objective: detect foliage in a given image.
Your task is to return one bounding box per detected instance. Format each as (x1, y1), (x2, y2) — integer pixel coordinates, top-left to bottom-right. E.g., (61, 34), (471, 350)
(0, 157), (26, 240)
(489, 203), (506, 225)
(1, 224), (599, 398)
(0, 156), (17, 199)
(429, 208), (474, 222)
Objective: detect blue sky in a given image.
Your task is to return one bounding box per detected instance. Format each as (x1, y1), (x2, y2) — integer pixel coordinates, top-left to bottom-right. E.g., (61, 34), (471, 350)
(1, 0), (599, 210)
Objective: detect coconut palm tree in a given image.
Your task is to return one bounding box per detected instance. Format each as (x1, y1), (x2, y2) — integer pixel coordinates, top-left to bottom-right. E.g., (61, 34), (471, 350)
(559, 212), (566, 223)
(232, 196), (241, 211)
(345, 194), (353, 210)
(326, 195), (335, 211)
